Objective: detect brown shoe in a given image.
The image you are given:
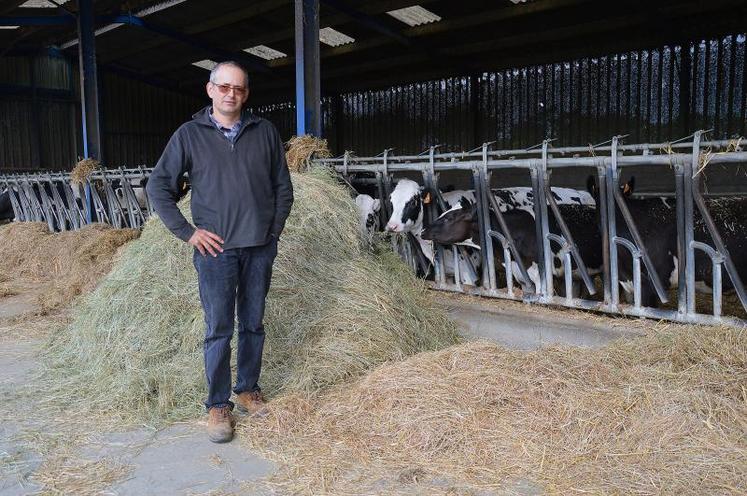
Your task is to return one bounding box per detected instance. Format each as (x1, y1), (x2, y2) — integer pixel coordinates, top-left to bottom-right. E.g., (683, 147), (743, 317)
(207, 406), (236, 443)
(235, 391), (269, 417)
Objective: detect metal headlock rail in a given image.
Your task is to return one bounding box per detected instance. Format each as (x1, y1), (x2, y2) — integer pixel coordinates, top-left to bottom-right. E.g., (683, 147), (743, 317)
(2, 133), (746, 326)
(320, 132), (747, 327)
(0, 167), (153, 231)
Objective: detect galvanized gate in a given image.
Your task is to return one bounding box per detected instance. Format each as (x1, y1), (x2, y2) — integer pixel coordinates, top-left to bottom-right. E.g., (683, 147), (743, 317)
(0, 167), (153, 231)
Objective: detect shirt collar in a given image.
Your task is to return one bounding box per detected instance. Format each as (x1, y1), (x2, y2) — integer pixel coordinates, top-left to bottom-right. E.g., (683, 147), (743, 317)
(209, 107), (242, 131)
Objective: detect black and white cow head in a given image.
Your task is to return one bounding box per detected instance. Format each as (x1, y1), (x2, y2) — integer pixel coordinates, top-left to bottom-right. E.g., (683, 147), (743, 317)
(355, 194), (381, 235)
(385, 179), (432, 233)
(420, 200), (477, 245)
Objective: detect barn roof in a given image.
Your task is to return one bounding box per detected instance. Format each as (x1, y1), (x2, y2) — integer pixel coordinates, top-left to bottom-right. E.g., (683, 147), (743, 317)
(2, 0), (746, 105)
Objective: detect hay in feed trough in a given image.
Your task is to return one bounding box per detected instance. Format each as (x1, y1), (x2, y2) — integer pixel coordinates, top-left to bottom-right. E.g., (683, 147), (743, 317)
(241, 323), (747, 495)
(39, 169), (460, 423)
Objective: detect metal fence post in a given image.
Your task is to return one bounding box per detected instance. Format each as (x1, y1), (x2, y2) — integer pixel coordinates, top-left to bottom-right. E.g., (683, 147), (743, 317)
(673, 158), (688, 316)
(476, 143), (497, 291)
(530, 141), (554, 300)
(606, 137), (621, 307)
(684, 132), (699, 316)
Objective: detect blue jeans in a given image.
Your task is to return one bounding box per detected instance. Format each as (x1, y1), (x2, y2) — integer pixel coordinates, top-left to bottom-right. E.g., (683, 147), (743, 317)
(193, 238), (278, 410)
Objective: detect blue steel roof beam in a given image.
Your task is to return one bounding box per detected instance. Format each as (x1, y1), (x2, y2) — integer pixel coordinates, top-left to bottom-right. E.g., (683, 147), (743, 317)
(105, 13), (273, 75)
(320, 0), (411, 47)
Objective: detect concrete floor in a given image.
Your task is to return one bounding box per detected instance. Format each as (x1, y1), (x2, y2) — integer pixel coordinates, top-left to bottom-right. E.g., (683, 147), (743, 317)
(436, 294), (645, 350)
(0, 292), (274, 496)
(0, 289), (646, 494)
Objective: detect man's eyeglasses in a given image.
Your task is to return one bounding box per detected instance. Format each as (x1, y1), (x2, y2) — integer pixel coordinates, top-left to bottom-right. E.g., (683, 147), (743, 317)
(211, 83), (248, 96)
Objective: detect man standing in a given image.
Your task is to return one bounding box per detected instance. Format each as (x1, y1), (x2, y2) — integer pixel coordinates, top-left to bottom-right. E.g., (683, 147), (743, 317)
(147, 61), (294, 443)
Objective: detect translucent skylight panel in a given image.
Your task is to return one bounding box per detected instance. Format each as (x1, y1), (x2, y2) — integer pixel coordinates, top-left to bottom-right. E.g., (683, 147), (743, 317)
(243, 45), (287, 60)
(192, 59), (218, 71)
(20, 0), (69, 7)
(386, 5), (441, 27)
(319, 27), (355, 47)
(138, 0), (187, 17)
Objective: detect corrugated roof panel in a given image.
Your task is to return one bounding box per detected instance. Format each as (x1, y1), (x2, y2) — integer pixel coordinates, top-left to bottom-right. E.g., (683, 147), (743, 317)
(386, 5), (441, 27)
(20, 0), (70, 7)
(192, 59), (217, 71)
(137, 0), (187, 17)
(243, 45), (287, 60)
(319, 27), (355, 47)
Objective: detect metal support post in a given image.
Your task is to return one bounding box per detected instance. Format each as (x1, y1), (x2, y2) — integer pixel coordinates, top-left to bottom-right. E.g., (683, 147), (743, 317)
(294, 0), (321, 137)
(78, 0), (102, 223)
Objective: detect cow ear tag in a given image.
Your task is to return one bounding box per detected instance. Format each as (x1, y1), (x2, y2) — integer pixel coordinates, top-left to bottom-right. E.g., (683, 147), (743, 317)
(423, 192), (432, 204)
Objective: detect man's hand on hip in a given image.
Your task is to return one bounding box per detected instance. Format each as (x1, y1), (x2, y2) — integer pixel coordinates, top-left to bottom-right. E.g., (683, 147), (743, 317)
(189, 229), (224, 257)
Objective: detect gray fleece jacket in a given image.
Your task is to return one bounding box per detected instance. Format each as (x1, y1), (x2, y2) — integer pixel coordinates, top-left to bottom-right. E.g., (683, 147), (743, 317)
(146, 106), (294, 249)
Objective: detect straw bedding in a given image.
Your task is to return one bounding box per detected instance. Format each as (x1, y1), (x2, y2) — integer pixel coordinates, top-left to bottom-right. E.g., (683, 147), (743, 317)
(39, 169), (460, 423)
(241, 323), (746, 495)
(0, 222), (139, 313)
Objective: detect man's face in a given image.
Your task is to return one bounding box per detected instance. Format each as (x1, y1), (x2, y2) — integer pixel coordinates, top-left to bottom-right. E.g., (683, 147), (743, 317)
(206, 65), (249, 117)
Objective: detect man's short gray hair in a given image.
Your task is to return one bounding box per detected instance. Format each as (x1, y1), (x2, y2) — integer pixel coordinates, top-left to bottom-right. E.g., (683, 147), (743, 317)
(209, 61), (249, 87)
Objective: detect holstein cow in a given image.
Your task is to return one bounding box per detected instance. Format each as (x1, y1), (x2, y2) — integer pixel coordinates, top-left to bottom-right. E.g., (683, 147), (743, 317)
(595, 177), (747, 307)
(354, 193), (381, 241)
(385, 179), (481, 285)
(421, 201), (603, 296)
(385, 179), (595, 286)
(386, 179), (595, 233)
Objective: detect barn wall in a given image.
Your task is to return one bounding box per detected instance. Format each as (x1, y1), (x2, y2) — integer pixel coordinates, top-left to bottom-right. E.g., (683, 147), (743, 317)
(1, 31), (745, 172)
(0, 54), (78, 171)
(317, 32), (746, 156)
(99, 72), (204, 167)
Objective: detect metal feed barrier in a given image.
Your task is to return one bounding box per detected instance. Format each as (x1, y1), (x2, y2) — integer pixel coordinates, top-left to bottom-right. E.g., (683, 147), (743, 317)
(0, 167), (153, 231)
(2, 133), (746, 326)
(320, 132), (747, 327)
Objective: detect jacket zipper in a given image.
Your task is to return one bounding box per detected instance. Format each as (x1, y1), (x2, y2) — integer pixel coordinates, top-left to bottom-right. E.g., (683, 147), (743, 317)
(213, 127), (236, 153)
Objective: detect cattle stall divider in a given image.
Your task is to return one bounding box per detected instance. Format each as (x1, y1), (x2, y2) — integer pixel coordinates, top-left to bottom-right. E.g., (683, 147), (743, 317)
(1, 167), (152, 231)
(321, 133), (747, 327)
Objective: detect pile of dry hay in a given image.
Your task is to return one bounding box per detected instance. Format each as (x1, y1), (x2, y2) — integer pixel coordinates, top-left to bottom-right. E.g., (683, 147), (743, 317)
(70, 157), (100, 184)
(286, 135), (332, 172)
(0, 223), (139, 312)
(40, 169), (459, 423)
(241, 323), (746, 495)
